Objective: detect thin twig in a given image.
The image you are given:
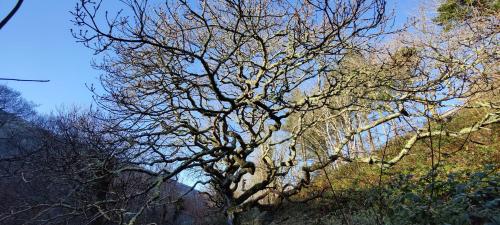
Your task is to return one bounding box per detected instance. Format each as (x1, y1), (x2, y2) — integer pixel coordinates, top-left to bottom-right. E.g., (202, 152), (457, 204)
(0, 78), (50, 82)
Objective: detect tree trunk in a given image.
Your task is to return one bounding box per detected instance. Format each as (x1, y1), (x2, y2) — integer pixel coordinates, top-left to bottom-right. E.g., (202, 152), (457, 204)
(226, 211), (241, 225)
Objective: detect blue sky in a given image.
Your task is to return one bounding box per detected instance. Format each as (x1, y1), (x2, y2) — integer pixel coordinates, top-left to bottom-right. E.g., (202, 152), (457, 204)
(0, 0), (422, 115)
(0, 1), (99, 114)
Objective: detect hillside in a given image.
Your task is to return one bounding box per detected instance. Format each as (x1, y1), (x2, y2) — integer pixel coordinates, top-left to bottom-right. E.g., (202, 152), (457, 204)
(239, 95), (500, 225)
(0, 110), (212, 225)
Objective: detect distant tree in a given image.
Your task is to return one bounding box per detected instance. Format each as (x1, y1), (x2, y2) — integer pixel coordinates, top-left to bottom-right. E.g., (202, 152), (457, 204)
(1, 105), (210, 225)
(0, 109), (116, 224)
(434, 0), (499, 29)
(0, 84), (36, 120)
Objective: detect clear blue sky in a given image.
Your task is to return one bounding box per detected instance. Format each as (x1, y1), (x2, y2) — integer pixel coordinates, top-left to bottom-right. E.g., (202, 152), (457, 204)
(0, 0), (99, 114)
(0, 0), (422, 115)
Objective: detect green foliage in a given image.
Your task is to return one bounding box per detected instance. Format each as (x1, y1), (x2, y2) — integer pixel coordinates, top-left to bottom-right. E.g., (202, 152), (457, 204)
(263, 92), (500, 224)
(380, 165), (499, 225)
(434, 0), (500, 29)
(320, 165), (500, 225)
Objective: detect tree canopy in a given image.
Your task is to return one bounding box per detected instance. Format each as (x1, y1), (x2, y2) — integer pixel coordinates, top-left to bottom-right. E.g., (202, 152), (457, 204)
(434, 0), (499, 29)
(0, 0), (498, 225)
(69, 0), (498, 224)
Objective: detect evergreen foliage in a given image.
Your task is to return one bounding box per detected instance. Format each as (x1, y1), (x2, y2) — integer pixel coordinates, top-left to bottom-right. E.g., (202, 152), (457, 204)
(434, 0), (500, 29)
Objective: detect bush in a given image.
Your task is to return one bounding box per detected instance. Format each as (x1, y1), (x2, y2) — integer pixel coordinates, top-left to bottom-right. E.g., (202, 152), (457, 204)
(381, 165), (499, 225)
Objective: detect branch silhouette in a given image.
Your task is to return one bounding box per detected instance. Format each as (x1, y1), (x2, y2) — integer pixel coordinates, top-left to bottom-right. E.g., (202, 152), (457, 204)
(0, 77), (49, 82)
(0, 0), (24, 30)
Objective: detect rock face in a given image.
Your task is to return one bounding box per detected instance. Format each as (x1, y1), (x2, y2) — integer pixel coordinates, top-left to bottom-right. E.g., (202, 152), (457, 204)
(0, 110), (213, 225)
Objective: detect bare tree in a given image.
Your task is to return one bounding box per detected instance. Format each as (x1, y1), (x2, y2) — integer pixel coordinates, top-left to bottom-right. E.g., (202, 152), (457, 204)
(0, 109), (118, 224)
(283, 2), (499, 192)
(0, 84), (37, 120)
(1, 105), (212, 225)
(70, 0), (498, 224)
